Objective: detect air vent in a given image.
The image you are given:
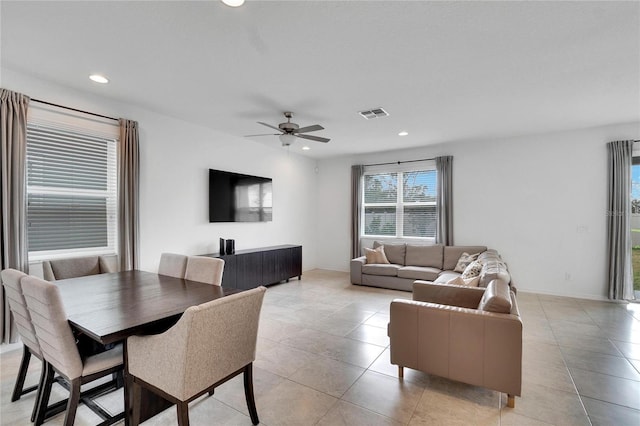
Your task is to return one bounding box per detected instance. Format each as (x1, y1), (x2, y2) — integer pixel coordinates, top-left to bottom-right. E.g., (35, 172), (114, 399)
(358, 107), (389, 120)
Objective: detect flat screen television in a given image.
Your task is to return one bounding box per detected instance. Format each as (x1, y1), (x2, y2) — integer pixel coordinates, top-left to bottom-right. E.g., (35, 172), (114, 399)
(209, 169), (273, 222)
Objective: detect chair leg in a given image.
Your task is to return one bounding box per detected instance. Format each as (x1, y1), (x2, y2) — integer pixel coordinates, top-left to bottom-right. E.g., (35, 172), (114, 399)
(243, 363), (259, 425)
(63, 378), (81, 426)
(208, 388), (215, 396)
(176, 401), (190, 426)
(131, 380), (142, 426)
(34, 362), (55, 426)
(507, 394), (515, 408)
(398, 366), (404, 378)
(31, 358), (47, 422)
(11, 345), (32, 401)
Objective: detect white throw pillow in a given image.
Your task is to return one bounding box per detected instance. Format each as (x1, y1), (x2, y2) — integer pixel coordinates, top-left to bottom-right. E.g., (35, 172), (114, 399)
(447, 276), (480, 287)
(461, 260), (483, 279)
(453, 252), (479, 273)
(364, 246), (390, 264)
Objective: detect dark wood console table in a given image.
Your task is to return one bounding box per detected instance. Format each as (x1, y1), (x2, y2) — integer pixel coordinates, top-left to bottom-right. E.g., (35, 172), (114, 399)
(202, 244), (302, 289)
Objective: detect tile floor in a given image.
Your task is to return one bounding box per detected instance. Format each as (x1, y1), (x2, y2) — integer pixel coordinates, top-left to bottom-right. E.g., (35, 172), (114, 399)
(1, 269), (640, 425)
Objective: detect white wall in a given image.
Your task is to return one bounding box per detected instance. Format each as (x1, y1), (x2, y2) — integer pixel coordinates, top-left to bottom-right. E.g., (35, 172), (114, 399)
(316, 122), (640, 300)
(2, 69), (319, 273)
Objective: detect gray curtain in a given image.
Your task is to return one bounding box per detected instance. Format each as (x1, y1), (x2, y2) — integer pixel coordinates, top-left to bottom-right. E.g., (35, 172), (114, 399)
(118, 119), (140, 271)
(607, 140), (634, 300)
(435, 156), (453, 245)
(1, 88), (30, 343)
(351, 165), (364, 258)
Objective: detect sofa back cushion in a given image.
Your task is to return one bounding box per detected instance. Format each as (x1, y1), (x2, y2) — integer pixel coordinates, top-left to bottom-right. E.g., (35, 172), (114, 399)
(405, 244), (443, 268)
(479, 261), (511, 287)
(373, 241), (406, 265)
(478, 279), (512, 313)
(443, 246), (487, 271)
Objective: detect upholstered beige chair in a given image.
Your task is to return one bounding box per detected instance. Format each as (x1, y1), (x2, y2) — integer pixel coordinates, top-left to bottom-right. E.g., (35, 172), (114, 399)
(127, 286), (267, 426)
(42, 254), (118, 281)
(389, 279), (522, 408)
(184, 256), (224, 285)
(158, 253), (188, 279)
(21, 275), (124, 426)
(1, 269), (44, 421)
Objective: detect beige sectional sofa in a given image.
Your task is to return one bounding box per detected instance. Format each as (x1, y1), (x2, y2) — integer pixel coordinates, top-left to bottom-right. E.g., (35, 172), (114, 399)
(350, 242), (512, 292)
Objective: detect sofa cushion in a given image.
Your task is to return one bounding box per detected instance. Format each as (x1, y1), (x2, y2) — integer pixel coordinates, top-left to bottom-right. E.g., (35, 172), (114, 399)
(478, 279), (512, 313)
(453, 252), (480, 273)
(364, 246), (389, 264)
(397, 266), (440, 281)
(405, 244), (443, 268)
(478, 249), (501, 264)
(362, 264), (401, 277)
(479, 261), (511, 287)
(461, 260), (483, 279)
(443, 246), (487, 271)
(374, 242), (406, 265)
(447, 275), (480, 287)
(435, 271), (461, 283)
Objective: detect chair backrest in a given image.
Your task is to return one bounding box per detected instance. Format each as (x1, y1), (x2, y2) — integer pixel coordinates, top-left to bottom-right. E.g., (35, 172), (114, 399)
(184, 256), (224, 285)
(21, 276), (83, 380)
(42, 256), (99, 281)
(129, 286), (266, 400)
(1, 269), (41, 357)
(158, 253), (188, 279)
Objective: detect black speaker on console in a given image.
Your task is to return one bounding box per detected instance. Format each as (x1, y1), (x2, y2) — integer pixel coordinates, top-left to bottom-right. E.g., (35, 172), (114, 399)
(219, 238), (226, 255)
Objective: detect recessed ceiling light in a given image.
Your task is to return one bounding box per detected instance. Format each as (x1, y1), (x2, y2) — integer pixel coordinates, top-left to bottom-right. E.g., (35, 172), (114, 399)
(89, 74), (109, 84)
(302, 146), (311, 151)
(221, 0), (245, 7)
(398, 131), (409, 136)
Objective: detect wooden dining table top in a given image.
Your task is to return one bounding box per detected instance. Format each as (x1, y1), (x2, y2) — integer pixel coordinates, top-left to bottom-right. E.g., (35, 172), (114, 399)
(55, 270), (241, 345)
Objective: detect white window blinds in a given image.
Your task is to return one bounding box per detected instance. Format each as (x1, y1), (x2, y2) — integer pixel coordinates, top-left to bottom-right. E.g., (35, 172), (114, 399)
(362, 162), (437, 239)
(26, 105), (118, 258)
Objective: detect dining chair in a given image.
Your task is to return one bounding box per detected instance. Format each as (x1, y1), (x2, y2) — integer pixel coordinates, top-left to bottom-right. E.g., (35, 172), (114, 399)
(1, 268), (44, 421)
(42, 254), (118, 281)
(21, 275), (125, 426)
(158, 253), (188, 278)
(127, 286), (267, 426)
(184, 256), (224, 285)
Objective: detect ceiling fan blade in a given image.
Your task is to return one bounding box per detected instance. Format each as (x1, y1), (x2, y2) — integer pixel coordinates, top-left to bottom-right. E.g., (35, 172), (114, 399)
(293, 124), (324, 134)
(244, 133), (280, 137)
(257, 122), (283, 132)
(295, 134), (330, 143)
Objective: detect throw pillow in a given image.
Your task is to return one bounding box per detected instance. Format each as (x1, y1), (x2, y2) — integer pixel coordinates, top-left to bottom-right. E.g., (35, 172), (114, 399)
(453, 252), (479, 273)
(446, 276), (480, 287)
(461, 260), (482, 279)
(364, 246), (390, 264)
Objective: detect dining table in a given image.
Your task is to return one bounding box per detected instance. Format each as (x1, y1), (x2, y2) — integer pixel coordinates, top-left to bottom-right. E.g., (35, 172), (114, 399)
(55, 269), (241, 425)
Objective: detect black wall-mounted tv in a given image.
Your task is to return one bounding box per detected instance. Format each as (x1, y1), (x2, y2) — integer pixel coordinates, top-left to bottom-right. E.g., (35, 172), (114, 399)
(209, 169), (273, 222)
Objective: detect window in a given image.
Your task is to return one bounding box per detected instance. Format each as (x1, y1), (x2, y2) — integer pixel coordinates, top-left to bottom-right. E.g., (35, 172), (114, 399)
(26, 106), (118, 259)
(362, 163), (437, 239)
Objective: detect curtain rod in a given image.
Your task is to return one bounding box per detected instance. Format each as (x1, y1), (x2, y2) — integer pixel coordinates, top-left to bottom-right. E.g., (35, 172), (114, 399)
(364, 157), (435, 167)
(31, 98), (118, 122)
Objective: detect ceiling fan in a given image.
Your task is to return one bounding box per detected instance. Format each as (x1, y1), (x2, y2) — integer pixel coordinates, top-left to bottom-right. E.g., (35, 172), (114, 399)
(246, 112), (330, 146)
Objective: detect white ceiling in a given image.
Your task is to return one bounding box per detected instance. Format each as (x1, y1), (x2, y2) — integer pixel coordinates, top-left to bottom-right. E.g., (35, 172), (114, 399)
(1, 1), (639, 158)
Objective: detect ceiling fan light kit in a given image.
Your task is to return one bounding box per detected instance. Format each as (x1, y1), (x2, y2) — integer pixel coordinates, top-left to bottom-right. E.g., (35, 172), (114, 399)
(248, 111), (331, 147)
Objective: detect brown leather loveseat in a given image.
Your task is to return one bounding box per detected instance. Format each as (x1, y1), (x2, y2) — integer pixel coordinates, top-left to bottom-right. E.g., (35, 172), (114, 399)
(388, 279), (522, 407)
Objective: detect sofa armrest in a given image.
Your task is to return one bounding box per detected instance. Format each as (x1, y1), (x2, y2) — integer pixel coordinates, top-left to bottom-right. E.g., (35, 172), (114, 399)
(413, 280), (485, 309)
(350, 256), (366, 284)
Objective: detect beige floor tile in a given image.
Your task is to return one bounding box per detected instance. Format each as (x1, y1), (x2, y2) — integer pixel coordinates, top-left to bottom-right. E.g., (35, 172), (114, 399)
(288, 355), (365, 397)
(581, 395), (640, 426)
(561, 346), (640, 381)
(508, 381), (590, 425)
(346, 323), (390, 347)
(342, 370), (424, 424)
(569, 368), (640, 410)
(317, 400), (403, 426)
(612, 339), (640, 360)
(500, 411), (553, 426)
(256, 379), (337, 426)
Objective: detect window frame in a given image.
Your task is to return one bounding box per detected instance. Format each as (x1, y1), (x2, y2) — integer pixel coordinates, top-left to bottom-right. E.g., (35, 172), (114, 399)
(25, 104), (119, 261)
(361, 161), (437, 241)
